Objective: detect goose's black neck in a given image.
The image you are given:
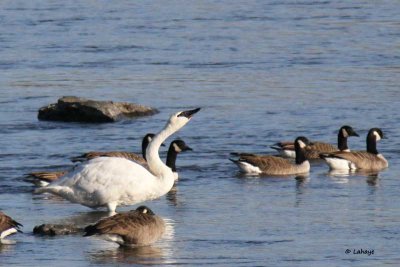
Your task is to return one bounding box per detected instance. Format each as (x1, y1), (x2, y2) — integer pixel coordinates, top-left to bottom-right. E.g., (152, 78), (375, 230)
(166, 145), (177, 172)
(295, 143), (307, 164)
(142, 137), (151, 161)
(337, 130), (348, 151)
(366, 134), (378, 154)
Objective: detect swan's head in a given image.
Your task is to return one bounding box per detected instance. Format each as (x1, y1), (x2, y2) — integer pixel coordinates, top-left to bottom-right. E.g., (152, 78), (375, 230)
(168, 108), (201, 130)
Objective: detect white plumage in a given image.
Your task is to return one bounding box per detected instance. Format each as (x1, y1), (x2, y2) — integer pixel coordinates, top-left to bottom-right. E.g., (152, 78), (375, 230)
(35, 108), (200, 213)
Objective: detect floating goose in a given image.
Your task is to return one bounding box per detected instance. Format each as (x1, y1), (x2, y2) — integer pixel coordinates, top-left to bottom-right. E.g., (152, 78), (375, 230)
(84, 206), (165, 246)
(320, 128), (388, 171)
(166, 140), (192, 181)
(270, 125), (359, 159)
(26, 139), (192, 186)
(35, 108), (200, 213)
(26, 171), (68, 187)
(71, 133), (156, 163)
(230, 136), (311, 175)
(270, 141), (296, 158)
(0, 211), (22, 244)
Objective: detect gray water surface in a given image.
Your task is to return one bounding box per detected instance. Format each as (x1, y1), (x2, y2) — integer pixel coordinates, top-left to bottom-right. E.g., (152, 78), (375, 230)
(1, 1), (400, 266)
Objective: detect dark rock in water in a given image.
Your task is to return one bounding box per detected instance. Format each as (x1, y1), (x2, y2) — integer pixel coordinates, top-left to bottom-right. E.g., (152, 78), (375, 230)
(33, 224), (82, 236)
(38, 96), (158, 123)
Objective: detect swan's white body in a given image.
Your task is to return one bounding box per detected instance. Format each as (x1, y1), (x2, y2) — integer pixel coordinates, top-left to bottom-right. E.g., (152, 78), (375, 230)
(36, 109), (199, 213)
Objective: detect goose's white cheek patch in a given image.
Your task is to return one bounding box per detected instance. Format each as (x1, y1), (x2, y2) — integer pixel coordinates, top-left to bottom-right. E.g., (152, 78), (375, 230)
(173, 143), (182, 153)
(297, 140), (307, 148)
(373, 131), (381, 141)
(342, 128), (349, 138)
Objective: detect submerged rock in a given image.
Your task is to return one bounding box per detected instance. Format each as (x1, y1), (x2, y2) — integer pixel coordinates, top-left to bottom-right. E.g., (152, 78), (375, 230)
(33, 224), (82, 236)
(38, 96), (158, 123)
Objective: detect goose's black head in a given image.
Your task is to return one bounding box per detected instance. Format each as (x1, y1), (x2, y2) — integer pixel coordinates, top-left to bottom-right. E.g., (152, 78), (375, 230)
(171, 140), (192, 153)
(340, 125), (359, 137)
(294, 136), (310, 149)
(368, 128), (385, 141)
(136, 206), (155, 215)
(144, 133), (155, 143)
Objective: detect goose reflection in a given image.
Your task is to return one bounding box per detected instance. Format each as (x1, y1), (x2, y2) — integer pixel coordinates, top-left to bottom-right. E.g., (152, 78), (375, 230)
(326, 169), (381, 186)
(87, 245), (166, 265)
(294, 175), (310, 207)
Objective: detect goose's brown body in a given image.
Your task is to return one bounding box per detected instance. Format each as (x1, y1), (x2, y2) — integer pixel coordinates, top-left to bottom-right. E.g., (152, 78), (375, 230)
(84, 206), (165, 246)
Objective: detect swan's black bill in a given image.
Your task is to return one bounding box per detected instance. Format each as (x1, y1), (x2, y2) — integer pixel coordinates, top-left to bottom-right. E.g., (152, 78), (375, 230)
(178, 108), (201, 119)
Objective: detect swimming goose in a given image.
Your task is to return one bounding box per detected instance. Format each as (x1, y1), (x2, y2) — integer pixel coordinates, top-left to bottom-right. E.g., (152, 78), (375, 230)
(166, 140), (192, 181)
(35, 108), (200, 213)
(0, 211), (22, 244)
(26, 139), (192, 186)
(230, 136), (311, 175)
(270, 141), (296, 158)
(84, 206), (165, 246)
(320, 128), (388, 171)
(270, 125), (359, 159)
(71, 133), (157, 164)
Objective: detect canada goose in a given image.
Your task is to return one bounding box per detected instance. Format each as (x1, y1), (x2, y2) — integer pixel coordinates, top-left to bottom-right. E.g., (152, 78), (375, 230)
(26, 171), (68, 187)
(320, 128), (388, 171)
(166, 140), (192, 181)
(270, 141), (296, 158)
(230, 136), (311, 175)
(71, 133), (157, 163)
(35, 108), (200, 213)
(84, 206), (165, 246)
(0, 212), (22, 244)
(270, 125), (359, 159)
(26, 139), (192, 186)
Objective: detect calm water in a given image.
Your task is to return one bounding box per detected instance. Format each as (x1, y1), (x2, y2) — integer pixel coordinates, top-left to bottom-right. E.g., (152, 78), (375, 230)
(1, 1), (400, 266)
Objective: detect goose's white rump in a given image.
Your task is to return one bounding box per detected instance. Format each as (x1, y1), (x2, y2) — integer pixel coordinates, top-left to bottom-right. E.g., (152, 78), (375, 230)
(38, 157), (168, 209)
(35, 108), (201, 212)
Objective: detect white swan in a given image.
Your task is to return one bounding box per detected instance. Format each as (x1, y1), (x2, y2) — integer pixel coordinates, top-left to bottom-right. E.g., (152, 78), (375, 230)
(35, 108), (200, 213)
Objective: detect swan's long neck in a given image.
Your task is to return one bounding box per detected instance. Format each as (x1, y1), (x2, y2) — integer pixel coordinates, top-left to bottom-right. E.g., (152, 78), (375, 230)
(146, 123), (176, 178)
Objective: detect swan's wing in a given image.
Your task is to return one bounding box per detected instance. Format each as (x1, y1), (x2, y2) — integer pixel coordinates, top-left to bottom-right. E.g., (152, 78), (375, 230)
(40, 157), (156, 206)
